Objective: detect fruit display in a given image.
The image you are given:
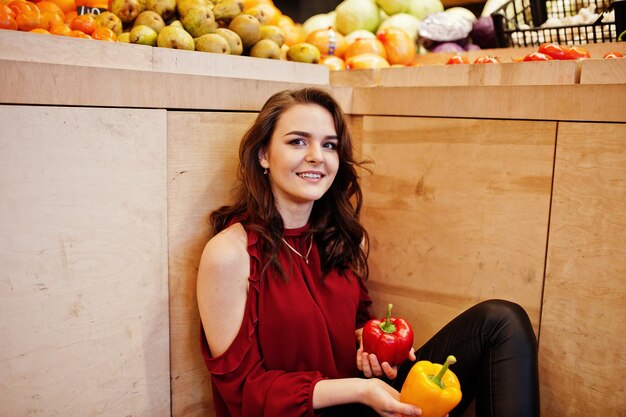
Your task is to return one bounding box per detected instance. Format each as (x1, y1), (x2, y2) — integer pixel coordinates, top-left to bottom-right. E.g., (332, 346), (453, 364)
(0, 0), (311, 61)
(0, 0), (458, 70)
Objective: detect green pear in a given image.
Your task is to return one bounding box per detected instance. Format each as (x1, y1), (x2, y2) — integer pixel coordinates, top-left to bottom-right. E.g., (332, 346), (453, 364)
(118, 32), (131, 42)
(182, 7), (217, 38)
(133, 10), (165, 33)
(212, 0), (242, 25)
(144, 0), (176, 21)
(94, 12), (123, 35)
(243, 5), (269, 25)
(250, 39), (280, 59)
(195, 33), (231, 53)
(157, 26), (195, 50)
(129, 24), (158, 45)
(169, 20), (184, 28)
(228, 14), (261, 49)
(287, 42), (321, 64)
(177, 0), (213, 17)
(108, 0), (142, 24)
(280, 43), (289, 60)
(259, 25), (284, 47)
(215, 27), (243, 55)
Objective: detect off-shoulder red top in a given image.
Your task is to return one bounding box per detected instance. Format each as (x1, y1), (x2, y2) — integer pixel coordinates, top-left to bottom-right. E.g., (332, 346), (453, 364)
(200, 223), (373, 417)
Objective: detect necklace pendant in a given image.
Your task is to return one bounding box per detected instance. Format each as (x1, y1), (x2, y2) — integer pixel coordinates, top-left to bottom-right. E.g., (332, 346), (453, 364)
(282, 235), (313, 265)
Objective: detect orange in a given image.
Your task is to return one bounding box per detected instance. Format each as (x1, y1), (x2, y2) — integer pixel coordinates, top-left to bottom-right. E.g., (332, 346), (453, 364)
(306, 27), (348, 59)
(275, 15), (302, 46)
(62, 8), (74, 22)
(319, 55), (346, 71)
(9, 0), (38, 15)
(42, 10), (61, 25)
(0, 3), (15, 17)
(16, 8), (48, 30)
(36, 0), (63, 16)
(85, 0), (106, 7)
(243, 3), (280, 25)
(345, 53), (390, 70)
(49, 21), (70, 34)
(344, 37), (387, 61)
(68, 28), (90, 38)
(48, 0), (74, 13)
(91, 25), (116, 41)
(69, 12), (94, 33)
(30, 27), (50, 33)
(376, 27), (415, 66)
(0, 11), (18, 29)
(243, 0), (273, 9)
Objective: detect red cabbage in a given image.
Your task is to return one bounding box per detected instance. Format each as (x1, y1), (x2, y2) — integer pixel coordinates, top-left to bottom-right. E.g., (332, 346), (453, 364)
(471, 16), (498, 49)
(431, 42), (466, 53)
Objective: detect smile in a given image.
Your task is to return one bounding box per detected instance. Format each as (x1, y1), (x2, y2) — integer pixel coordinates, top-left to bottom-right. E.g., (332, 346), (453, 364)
(297, 172), (324, 179)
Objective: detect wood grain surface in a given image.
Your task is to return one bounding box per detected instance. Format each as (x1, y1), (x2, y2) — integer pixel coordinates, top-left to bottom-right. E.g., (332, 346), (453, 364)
(377, 60), (578, 86)
(0, 106), (170, 417)
(356, 116), (556, 346)
(0, 30), (328, 84)
(579, 57), (626, 84)
(540, 122), (626, 417)
(351, 84), (626, 123)
(168, 111), (257, 417)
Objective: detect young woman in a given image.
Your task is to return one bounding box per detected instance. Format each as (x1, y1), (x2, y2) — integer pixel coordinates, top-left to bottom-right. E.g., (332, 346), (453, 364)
(197, 87), (540, 417)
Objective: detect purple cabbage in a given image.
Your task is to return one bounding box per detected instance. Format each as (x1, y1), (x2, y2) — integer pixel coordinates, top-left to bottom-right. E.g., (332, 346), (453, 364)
(471, 16), (498, 49)
(431, 42), (466, 53)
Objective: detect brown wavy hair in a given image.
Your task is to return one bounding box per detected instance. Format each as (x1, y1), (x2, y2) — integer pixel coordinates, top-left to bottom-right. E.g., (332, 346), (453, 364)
(210, 87), (370, 281)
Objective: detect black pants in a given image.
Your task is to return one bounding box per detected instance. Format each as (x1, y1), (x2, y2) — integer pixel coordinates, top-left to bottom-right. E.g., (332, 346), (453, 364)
(320, 299), (540, 417)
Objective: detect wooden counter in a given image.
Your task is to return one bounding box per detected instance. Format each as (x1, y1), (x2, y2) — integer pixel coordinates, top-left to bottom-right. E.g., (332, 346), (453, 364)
(1, 30), (624, 417)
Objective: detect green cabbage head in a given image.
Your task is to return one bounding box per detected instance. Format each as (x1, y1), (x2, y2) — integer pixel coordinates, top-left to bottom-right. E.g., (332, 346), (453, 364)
(407, 0), (443, 20)
(335, 0), (381, 35)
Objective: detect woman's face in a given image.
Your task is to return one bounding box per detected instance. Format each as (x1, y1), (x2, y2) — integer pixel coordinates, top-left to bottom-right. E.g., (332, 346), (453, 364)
(259, 103), (340, 210)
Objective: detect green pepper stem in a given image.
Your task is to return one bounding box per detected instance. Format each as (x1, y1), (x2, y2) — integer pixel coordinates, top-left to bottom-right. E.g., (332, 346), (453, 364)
(378, 303), (397, 334)
(430, 355), (457, 389)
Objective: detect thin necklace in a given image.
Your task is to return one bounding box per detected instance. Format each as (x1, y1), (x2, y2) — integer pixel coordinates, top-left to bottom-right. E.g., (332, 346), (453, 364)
(281, 235), (313, 264)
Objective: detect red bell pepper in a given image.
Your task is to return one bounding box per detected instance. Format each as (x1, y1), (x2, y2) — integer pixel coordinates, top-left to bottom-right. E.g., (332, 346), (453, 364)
(522, 51), (554, 62)
(538, 43), (571, 60)
(473, 56), (500, 64)
(362, 303), (414, 366)
(446, 54), (469, 65)
(566, 46), (590, 60)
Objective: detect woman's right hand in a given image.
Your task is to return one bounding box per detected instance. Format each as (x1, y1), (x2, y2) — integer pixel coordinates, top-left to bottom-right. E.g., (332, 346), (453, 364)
(363, 378), (421, 417)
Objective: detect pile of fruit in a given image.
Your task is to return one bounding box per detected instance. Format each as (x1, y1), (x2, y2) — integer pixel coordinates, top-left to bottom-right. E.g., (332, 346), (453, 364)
(0, 0), (461, 69)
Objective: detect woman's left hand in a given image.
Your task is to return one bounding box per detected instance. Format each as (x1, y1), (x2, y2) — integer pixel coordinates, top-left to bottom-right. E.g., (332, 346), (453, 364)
(357, 338), (416, 380)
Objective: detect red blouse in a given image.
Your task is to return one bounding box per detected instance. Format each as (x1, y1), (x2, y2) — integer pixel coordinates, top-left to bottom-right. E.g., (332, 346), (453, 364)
(201, 223), (373, 417)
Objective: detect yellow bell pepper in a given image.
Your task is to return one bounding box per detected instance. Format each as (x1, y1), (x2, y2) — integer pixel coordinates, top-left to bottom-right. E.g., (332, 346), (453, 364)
(400, 355), (462, 417)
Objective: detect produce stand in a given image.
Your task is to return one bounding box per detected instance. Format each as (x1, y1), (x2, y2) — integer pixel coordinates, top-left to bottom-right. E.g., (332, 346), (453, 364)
(1, 28), (625, 417)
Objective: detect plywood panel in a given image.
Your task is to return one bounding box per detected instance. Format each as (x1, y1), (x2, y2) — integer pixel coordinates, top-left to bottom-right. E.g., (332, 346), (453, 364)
(168, 111), (258, 417)
(0, 58), (353, 115)
(0, 30), (327, 85)
(351, 84), (626, 123)
(378, 60), (578, 86)
(152, 48), (329, 85)
(0, 106), (170, 416)
(0, 29), (153, 71)
(579, 58), (626, 84)
(334, 61), (577, 87)
(358, 116), (555, 347)
(540, 122), (626, 417)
